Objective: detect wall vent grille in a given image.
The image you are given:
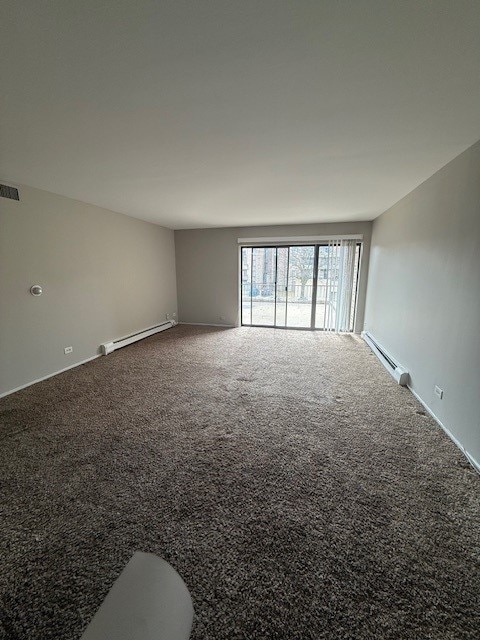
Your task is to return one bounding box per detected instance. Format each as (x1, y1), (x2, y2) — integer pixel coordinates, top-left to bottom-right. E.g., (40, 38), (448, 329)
(0, 184), (20, 201)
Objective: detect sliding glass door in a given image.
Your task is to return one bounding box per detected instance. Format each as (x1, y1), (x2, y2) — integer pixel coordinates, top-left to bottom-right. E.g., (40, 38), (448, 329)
(241, 242), (361, 331)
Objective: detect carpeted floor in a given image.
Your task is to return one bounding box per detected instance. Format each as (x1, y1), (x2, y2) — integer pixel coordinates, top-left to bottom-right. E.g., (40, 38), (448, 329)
(0, 325), (479, 639)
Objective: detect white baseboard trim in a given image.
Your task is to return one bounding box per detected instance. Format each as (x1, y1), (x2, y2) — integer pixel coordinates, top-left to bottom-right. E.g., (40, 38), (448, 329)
(408, 385), (480, 475)
(0, 354), (101, 399)
(179, 322), (235, 328)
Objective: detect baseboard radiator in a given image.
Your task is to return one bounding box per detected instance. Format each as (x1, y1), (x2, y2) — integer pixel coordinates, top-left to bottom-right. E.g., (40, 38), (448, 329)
(101, 321), (174, 355)
(361, 331), (409, 386)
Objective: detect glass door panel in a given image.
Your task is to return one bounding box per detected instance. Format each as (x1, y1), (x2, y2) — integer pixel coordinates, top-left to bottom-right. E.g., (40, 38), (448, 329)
(241, 247), (252, 325)
(274, 247), (288, 327)
(315, 245), (336, 329)
(286, 246), (315, 328)
(251, 247), (276, 326)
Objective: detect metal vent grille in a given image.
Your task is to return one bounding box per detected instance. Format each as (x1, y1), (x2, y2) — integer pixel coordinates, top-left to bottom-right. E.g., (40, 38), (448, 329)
(0, 184), (20, 201)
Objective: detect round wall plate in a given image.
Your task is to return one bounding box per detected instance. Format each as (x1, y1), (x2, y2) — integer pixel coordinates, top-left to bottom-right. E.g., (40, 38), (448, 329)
(30, 284), (43, 296)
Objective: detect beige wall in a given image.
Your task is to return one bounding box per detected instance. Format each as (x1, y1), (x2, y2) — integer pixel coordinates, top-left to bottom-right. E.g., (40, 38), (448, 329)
(365, 140), (480, 466)
(175, 222), (372, 332)
(0, 184), (177, 395)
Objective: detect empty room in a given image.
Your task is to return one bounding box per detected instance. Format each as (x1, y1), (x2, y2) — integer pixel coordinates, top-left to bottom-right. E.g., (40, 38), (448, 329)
(1, 2), (479, 639)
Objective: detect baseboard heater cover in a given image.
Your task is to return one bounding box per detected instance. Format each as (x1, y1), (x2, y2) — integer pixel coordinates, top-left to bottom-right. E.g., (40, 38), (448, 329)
(101, 321), (174, 355)
(361, 331), (409, 386)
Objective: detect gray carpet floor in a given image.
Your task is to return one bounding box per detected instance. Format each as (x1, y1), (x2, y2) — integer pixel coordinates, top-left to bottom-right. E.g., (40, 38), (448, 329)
(0, 325), (479, 639)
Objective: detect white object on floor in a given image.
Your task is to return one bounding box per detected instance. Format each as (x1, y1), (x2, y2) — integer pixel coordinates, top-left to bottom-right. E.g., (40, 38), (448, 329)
(101, 322), (173, 355)
(80, 552), (194, 640)
(361, 331), (409, 386)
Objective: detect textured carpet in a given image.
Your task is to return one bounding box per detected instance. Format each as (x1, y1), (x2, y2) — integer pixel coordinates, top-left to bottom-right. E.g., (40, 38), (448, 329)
(0, 325), (479, 639)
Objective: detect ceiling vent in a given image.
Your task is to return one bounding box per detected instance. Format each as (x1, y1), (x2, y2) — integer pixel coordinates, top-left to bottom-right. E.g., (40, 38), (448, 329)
(0, 184), (20, 201)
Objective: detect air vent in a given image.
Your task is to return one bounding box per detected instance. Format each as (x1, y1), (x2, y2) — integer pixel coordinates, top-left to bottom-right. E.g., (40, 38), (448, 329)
(0, 184), (20, 201)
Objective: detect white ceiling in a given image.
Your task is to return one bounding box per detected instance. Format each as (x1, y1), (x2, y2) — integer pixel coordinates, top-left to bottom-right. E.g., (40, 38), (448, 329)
(1, 1), (480, 229)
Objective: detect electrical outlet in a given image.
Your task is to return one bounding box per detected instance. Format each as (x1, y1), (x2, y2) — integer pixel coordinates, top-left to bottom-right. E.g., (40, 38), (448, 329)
(434, 385), (443, 399)
(220, 315), (226, 321)
(64, 346), (73, 355)
(165, 313), (170, 320)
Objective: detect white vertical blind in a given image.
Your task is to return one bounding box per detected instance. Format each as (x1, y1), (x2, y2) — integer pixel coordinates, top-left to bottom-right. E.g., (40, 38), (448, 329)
(322, 239), (357, 332)
(335, 239), (357, 332)
(324, 240), (338, 331)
